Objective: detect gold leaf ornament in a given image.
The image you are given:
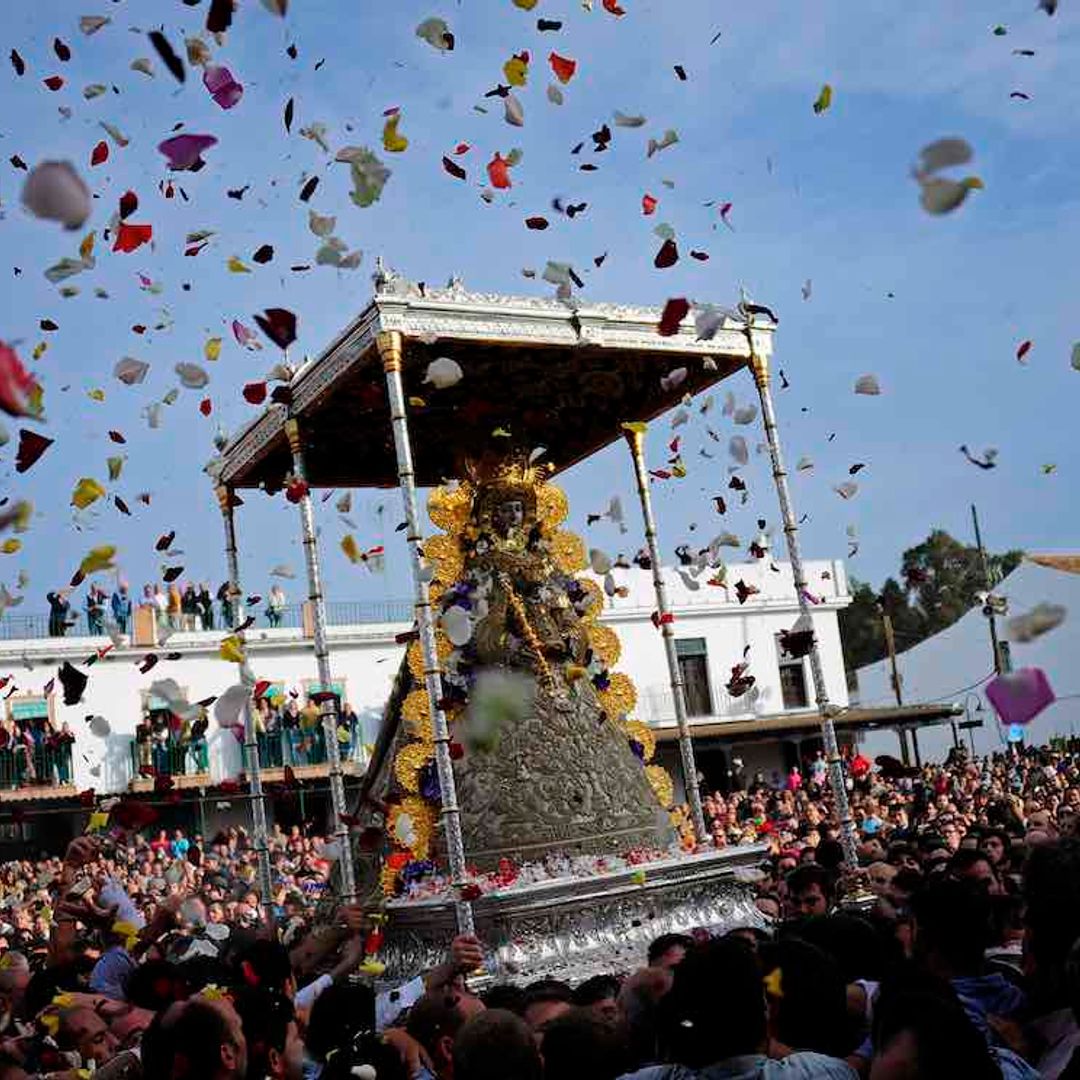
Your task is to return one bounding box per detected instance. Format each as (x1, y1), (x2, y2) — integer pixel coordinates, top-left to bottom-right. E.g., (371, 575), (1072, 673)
(401, 689), (433, 740)
(394, 740), (434, 792)
(407, 634), (453, 679)
(598, 671), (638, 719)
(588, 624), (621, 667)
(551, 530), (587, 573)
(646, 764), (675, 808)
(623, 720), (655, 763)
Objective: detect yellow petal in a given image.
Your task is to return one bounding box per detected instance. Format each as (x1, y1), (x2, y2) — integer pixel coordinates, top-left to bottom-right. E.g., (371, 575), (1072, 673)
(85, 810), (110, 833)
(341, 534), (359, 563)
(764, 967), (784, 998)
(71, 477), (106, 510)
(359, 960), (386, 976)
(512, 0), (539, 8)
(32, 341), (48, 361)
(408, 396), (426, 408)
(813, 83), (833, 114)
(382, 113), (409, 153)
(12, 501), (33, 532)
(79, 230), (96, 261)
(80, 545), (117, 575)
(1, 539), (21, 555)
(205, 336), (223, 361)
(88, 388), (105, 402)
(963, 175), (984, 190)
(227, 256), (252, 273)
(219, 634), (245, 663)
(503, 55), (528, 86)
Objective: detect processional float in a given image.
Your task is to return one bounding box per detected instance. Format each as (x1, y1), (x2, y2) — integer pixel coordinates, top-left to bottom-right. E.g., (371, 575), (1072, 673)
(209, 265), (856, 981)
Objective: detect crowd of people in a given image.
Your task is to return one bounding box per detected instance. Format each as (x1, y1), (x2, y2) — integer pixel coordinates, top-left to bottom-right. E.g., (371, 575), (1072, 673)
(0, 740), (1075, 1079)
(43, 583), (291, 638)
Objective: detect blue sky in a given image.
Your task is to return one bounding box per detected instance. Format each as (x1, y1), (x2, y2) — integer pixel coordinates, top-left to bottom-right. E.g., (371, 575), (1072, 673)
(1, 0), (1078, 622)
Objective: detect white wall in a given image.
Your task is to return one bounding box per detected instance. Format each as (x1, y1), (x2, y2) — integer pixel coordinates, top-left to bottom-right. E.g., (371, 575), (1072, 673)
(0, 561), (850, 794)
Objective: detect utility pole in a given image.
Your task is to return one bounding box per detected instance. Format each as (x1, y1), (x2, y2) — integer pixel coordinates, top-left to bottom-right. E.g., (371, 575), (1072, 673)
(881, 612), (918, 766)
(971, 504), (1007, 676)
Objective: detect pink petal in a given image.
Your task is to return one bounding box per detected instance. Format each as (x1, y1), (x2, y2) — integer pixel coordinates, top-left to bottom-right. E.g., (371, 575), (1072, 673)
(203, 65), (243, 110)
(157, 133), (218, 170)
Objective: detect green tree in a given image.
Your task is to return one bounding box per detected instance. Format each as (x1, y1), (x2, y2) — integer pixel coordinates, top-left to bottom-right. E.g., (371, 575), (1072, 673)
(900, 529), (1023, 637)
(839, 529), (1024, 678)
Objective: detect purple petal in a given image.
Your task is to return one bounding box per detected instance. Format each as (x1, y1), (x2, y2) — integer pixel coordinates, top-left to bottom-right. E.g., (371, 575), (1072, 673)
(203, 65), (243, 110)
(157, 133), (218, 170)
(985, 667), (1055, 727)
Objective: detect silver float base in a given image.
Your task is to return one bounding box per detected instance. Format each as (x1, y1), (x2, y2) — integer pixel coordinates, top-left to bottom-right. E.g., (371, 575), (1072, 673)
(381, 843), (769, 986)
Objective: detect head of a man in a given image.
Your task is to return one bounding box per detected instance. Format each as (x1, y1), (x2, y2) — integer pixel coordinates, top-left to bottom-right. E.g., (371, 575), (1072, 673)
(141, 996), (247, 1080)
(646, 933), (695, 972)
(58, 1006), (119, 1066)
(657, 937), (767, 1067)
(452, 1009), (543, 1080)
(406, 990), (480, 1079)
(570, 974), (622, 1026)
(520, 980), (573, 1035)
(785, 865), (833, 919)
(234, 989), (304, 1080)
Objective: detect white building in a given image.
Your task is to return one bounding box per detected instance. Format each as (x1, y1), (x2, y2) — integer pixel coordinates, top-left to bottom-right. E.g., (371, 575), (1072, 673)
(0, 555), (956, 852)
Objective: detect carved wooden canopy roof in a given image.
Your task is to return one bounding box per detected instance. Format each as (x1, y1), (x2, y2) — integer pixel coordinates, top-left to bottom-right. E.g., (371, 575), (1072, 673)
(209, 273), (775, 492)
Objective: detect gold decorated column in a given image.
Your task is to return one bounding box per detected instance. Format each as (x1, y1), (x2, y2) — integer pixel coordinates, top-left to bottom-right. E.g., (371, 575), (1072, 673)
(284, 418), (357, 901)
(622, 423), (707, 845)
(215, 484), (274, 904)
(376, 329), (474, 934)
(740, 306), (858, 868)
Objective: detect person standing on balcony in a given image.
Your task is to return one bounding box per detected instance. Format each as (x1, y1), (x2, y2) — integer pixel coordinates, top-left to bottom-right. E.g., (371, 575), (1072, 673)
(261, 698), (282, 767)
(152, 583), (169, 632)
(189, 712), (209, 773)
(52, 720), (75, 784)
(198, 582), (214, 630)
(340, 702), (360, 761)
(266, 584), (286, 628)
(218, 581), (234, 629)
(181, 583), (199, 631)
(283, 699), (303, 765)
(47, 588), (72, 637)
(111, 581), (132, 634)
(85, 584), (107, 636)
(167, 581), (183, 631)
(135, 714), (153, 775)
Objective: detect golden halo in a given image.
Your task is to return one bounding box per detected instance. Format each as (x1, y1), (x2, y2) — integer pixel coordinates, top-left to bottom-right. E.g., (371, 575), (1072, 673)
(588, 624), (621, 667)
(598, 672), (637, 720)
(646, 764), (675, 809)
(428, 484), (472, 534)
(537, 484), (569, 533)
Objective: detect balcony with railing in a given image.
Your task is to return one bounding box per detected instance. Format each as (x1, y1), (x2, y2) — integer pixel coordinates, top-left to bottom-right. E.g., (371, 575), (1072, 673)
(126, 728), (370, 792)
(0, 599), (415, 644)
(0, 742), (76, 798)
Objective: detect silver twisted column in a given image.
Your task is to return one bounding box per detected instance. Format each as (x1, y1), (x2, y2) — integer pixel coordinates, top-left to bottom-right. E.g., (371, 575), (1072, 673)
(623, 423), (708, 845)
(215, 485), (275, 903)
(285, 418), (357, 901)
(741, 313), (859, 868)
(376, 330), (474, 934)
